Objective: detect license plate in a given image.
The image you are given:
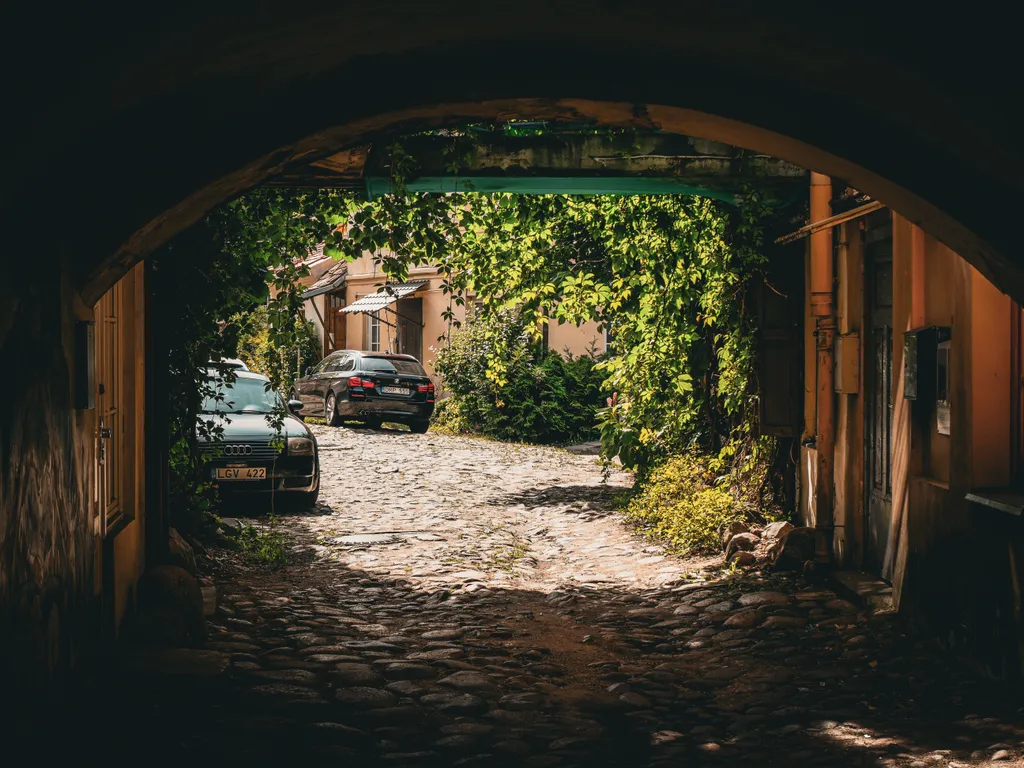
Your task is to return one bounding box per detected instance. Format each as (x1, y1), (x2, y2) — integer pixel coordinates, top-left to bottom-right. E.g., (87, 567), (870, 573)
(216, 466), (267, 481)
(381, 386), (411, 395)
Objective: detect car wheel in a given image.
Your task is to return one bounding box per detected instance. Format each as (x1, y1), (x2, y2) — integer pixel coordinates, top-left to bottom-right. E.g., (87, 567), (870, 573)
(295, 485), (320, 509)
(325, 392), (342, 427)
(409, 420), (430, 434)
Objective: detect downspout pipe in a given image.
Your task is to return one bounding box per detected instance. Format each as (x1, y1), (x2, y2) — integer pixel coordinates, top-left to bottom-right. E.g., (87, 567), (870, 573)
(810, 172), (836, 562)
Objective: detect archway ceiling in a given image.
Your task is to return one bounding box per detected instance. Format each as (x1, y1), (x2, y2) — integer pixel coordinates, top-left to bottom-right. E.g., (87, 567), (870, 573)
(4, 4), (1022, 304)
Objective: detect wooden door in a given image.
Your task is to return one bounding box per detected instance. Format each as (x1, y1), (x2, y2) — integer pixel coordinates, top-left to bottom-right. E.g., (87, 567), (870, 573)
(95, 279), (124, 532)
(327, 292), (347, 354)
(396, 298), (423, 360)
(864, 212), (894, 579)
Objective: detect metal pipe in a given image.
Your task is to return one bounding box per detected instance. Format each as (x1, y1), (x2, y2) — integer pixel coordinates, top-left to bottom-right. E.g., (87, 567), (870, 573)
(911, 224), (926, 327)
(774, 199), (884, 244)
(810, 173), (834, 318)
(810, 172), (836, 561)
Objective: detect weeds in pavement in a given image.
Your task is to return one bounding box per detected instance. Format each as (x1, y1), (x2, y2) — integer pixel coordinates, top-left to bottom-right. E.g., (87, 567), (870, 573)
(238, 515), (289, 569)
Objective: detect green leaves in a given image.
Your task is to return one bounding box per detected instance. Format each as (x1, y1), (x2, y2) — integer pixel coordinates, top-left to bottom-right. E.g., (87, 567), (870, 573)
(433, 308), (605, 445)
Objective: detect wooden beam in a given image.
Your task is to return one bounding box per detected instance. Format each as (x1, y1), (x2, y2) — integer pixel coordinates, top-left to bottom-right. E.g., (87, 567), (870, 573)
(775, 200), (886, 245)
(265, 132), (808, 190)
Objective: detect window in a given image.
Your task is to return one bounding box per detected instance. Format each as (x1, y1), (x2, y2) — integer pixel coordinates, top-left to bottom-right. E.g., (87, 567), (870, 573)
(337, 355), (355, 372)
(368, 313), (381, 352)
(202, 376), (284, 414)
(360, 357), (427, 375)
(604, 324), (615, 354)
(936, 339), (951, 436)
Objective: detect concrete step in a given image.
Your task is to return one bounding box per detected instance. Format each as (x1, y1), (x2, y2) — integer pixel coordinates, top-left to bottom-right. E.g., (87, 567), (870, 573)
(831, 569), (896, 613)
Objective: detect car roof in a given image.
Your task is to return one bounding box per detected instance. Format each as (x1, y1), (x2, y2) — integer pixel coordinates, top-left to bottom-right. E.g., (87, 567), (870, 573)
(204, 369), (269, 382)
(361, 352), (419, 360)
(327, 350), (419, 361)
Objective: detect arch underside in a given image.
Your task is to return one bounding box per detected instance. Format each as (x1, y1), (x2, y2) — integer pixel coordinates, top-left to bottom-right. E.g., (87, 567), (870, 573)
(1, 4), (1020, 303)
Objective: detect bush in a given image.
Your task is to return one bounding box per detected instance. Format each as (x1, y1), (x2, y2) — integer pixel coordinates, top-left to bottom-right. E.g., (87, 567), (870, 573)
(227, 305), (320, 391)
(429, 397), (475, 437)
(624, 454), (745, 555)
(433, 309), (605, 445)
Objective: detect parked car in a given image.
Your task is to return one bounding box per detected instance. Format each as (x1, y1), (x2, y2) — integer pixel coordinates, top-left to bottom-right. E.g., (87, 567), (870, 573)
(291, 350), (435, 433)
(197, 370), (319, 507)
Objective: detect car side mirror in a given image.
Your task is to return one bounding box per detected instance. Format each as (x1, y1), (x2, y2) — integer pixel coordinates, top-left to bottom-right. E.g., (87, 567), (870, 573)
(304, 366), (313, 376)
(287, 399), (303, 414)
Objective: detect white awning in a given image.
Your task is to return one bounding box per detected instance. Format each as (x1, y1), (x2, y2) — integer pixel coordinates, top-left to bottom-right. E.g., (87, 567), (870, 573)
(339, 279), (428, 315)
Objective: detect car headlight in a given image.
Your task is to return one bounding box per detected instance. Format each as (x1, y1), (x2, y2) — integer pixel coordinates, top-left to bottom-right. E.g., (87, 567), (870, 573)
(287, 437), (314, 455)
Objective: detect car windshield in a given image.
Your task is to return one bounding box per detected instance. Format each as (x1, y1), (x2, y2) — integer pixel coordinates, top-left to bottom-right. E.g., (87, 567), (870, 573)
(361, 357), (426, 375)
(201, 377), (283, 414)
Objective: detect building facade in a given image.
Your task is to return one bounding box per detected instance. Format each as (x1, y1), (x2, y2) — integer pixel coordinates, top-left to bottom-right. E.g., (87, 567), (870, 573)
(299, 250), (607, 378)
(779, 175), (1024, 681)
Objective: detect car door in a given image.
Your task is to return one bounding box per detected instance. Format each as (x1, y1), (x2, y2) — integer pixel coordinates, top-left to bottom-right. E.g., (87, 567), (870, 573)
(310, 353), (341, 405)
(297, 357), (329, 408)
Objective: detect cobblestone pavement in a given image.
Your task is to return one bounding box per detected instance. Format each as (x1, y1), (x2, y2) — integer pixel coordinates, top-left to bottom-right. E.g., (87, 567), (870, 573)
(108, 427), (1023, 766)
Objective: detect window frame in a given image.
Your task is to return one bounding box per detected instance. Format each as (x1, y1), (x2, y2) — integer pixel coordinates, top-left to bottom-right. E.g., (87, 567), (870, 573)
(368, 313), (381, 352)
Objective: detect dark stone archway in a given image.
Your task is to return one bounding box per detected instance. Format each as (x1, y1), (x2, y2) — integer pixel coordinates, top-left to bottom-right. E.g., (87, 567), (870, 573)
(3, 3), (1022, 301)
(2, 1), (1023, 711)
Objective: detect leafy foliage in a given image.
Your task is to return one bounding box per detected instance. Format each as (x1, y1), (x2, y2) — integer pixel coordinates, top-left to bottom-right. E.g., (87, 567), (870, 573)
(623, 454), (745, 555)
(324, 173), (772, 471)
(227, 305), (320, 392)
(161, 128), (789, 541)
(432, 308), (605, 445)
(159, 190), (346, 533)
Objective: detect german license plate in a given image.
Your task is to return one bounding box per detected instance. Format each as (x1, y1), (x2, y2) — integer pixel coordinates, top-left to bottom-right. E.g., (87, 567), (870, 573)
(216, 466), (267, 481)
(381, 386), (410, 395)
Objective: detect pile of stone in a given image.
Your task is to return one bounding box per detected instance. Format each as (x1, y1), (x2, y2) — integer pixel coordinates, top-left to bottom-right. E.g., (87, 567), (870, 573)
(721, 520), (817, 572)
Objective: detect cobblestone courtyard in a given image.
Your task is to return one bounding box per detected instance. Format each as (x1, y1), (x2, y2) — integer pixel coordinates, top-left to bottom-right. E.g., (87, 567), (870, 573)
(105, 427), (1023, 766)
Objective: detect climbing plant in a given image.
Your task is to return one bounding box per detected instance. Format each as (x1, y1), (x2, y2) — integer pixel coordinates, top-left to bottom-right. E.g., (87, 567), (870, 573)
(160, 189), (346, 532)
(164, 128), (786, 535)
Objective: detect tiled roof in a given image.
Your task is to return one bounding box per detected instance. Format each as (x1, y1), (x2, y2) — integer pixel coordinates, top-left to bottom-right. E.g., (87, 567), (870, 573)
(301, 260), (348, 299)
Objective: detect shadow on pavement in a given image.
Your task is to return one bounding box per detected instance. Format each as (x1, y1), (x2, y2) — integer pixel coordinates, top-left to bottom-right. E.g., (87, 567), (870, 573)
(31, 546), (1024, 767)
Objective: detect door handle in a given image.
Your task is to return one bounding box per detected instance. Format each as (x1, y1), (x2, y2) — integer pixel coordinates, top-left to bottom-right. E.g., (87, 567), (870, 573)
(98, 418), (111, 464)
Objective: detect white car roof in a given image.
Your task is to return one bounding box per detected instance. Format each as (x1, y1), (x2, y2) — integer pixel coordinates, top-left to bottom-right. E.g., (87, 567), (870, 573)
(207, 357), (249, 370)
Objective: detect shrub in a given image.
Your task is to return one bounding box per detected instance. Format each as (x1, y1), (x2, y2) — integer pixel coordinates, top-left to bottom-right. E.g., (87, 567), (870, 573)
(429, 397), (475, 437)
(433, 309), (605, 445)
(624, 454), (745, 555)
(227, 305), (320, 391)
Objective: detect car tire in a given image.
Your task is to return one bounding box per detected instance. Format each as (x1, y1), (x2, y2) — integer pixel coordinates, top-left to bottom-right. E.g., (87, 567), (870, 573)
(410, 420), (430, 434)
(295, 485), (320, 509)
(325, 392), (342, 427)
(295, 457), (320, 509)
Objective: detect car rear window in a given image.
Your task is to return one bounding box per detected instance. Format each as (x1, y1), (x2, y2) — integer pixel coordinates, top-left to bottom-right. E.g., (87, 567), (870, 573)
(361, 357), (426, 375)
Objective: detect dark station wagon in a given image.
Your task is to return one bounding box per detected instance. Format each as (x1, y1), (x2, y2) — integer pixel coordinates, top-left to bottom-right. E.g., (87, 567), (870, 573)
(291, 350), (435, 432)
(197, 370), (320, 508)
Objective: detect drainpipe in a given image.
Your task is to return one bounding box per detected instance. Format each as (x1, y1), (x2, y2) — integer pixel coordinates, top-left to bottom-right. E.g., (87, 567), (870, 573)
(911, 225), (926, 327)
(810, 172), (835, 562)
